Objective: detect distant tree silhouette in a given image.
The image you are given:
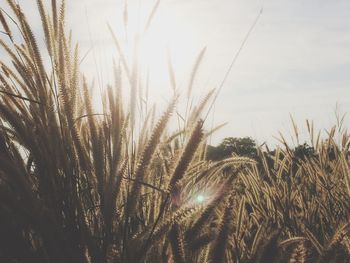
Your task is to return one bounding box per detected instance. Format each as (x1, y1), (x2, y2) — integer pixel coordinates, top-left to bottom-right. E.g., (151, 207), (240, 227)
(207, 138), (319, 163)
(293, 143), (315, 160)
(207, 137), (257, 161)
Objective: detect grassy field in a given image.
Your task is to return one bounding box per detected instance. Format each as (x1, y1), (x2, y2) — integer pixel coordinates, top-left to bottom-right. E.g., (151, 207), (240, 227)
(0, 1), (349, 262)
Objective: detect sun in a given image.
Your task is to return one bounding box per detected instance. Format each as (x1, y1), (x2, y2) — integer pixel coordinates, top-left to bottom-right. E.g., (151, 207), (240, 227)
(123, 1), (205, 82)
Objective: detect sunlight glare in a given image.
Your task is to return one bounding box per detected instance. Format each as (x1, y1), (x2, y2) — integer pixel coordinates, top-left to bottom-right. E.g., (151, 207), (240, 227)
(87, 1), (205, 111)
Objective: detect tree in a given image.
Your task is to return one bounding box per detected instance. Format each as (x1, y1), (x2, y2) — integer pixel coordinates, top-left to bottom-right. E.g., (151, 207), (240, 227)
(293, 143), (315, 160)
(207, 137), (258, 161)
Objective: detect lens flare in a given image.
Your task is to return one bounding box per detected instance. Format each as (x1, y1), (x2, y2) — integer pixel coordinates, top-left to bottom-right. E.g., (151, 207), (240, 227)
(196, 194), (205, 203)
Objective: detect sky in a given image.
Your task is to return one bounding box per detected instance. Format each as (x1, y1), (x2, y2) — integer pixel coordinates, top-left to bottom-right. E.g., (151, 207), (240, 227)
(1, 0), (350, 146)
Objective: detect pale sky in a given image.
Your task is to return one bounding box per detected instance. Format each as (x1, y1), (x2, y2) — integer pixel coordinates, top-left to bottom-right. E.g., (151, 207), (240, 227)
(1, 0), (350, 146)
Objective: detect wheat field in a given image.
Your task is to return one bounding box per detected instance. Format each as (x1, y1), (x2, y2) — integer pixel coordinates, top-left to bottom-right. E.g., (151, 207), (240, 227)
(0, 1), (349, 262)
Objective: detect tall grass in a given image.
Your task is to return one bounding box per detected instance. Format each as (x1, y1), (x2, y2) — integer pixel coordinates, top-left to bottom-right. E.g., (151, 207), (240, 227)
(0, 1), (349, 262)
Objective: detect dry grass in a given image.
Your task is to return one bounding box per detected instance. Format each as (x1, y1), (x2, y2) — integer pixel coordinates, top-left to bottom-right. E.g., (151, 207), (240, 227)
(0, 1), (349, 262)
